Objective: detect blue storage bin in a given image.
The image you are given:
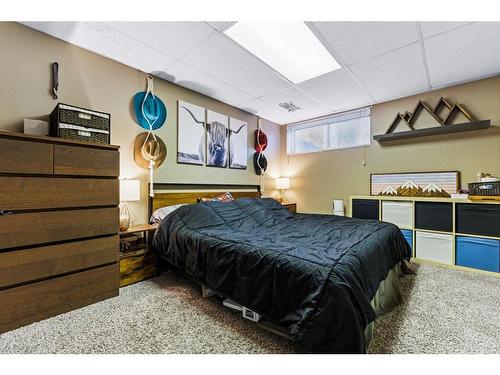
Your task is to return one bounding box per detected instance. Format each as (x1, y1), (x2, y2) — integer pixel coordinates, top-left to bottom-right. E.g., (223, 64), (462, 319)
(456, 236), (500, 273)
(400, 229), (413, 250)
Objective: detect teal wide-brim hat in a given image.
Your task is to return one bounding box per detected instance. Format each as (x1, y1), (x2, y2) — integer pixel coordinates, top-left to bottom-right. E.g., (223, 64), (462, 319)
(133, 91), (167, 131)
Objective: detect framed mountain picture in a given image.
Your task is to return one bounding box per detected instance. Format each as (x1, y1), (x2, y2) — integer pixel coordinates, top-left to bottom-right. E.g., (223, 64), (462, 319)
(370, 171), (460, 198)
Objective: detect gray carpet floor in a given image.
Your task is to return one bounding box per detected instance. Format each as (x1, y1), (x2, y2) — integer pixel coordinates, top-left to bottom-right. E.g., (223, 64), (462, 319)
(0, 263), (498, 354)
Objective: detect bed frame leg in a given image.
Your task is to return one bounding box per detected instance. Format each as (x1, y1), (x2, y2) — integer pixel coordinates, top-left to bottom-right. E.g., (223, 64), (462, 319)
(201, 284), (216, 298)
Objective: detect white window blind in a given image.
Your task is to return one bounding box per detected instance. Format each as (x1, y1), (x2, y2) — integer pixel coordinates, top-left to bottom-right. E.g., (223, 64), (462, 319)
(286, 107), (370, 155)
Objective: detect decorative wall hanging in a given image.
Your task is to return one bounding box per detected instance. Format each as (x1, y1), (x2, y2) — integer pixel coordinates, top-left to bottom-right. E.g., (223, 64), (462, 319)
(206, 110), (230, 168)
(370, 171), (460, 198)
(373, 97), (490, 143)
(178, 101), (205, 165)
(255, 126), (268, 153)
(134, 132), (167, 169)
(253, 153), (268, 175)
(253, 118), (268, 191)
(133, 75), (167, 197)
(133, 75), (167, 131)
(229, 118), (248, 170)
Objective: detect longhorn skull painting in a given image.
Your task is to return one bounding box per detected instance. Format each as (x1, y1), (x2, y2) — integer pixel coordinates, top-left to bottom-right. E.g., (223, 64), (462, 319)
(177, 101), (205, 165)
(229, 118), (248, 169)
(178, 102), (247, 168)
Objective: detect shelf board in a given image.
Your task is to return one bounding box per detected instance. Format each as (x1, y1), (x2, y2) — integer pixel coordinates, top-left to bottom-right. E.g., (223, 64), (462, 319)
(373, 119), (491, 143)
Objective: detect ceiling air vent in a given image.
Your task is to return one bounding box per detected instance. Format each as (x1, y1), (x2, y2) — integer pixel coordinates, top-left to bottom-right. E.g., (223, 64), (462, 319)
(279, 102), (301, 112)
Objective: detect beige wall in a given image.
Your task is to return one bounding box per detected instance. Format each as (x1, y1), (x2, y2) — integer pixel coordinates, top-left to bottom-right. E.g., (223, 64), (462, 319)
(281, 76), (500, 214)
(0, 22), (282, 223)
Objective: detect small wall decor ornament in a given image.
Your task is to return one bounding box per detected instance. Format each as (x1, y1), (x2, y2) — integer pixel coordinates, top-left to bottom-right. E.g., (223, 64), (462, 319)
(133, 75), (168, 197)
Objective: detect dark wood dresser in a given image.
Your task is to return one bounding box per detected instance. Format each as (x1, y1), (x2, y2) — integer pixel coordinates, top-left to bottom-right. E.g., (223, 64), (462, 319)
(0, 131), (120, 333)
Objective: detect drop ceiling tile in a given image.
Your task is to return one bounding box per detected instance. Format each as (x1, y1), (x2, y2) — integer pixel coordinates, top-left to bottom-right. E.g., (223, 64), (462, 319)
(239, 98), (293, 124)
(350, 43), (429, 101)
(425, 22), (500, 88)
(109, 22), (215, 60)
(161, 61), (253, 106)
(206, 22), (235, 31)
(22, 22), (175, 73)
(297, 69), (373, 112)
(180, 33), (292, 98)
(311, 22), (419, 66)
(420, 22), (473, 38)
(259, 87), (331, 123)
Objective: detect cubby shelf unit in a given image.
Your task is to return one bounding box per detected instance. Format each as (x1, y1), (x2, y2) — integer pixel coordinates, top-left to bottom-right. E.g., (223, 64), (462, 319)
(349, 195), (500, 277)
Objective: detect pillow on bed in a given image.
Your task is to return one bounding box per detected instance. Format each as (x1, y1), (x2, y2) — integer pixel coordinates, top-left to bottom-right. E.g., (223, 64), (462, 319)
(198, 192), (234, 203)
(150, 204), (186, 224)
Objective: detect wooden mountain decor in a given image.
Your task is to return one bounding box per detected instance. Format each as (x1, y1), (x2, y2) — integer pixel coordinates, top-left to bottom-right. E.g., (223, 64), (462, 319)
(374, 97), (491, 143)
(371, 171), (460, 198)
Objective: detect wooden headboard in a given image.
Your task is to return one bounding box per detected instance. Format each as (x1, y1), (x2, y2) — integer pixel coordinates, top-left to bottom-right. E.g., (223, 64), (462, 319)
(148, 183), (261, 217)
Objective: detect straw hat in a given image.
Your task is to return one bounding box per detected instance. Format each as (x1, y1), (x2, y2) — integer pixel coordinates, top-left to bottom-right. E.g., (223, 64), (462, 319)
(133, 132), (167, 169)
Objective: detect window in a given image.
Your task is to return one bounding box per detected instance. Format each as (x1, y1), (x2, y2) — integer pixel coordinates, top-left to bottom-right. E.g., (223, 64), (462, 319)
(286, 107), (370, 155)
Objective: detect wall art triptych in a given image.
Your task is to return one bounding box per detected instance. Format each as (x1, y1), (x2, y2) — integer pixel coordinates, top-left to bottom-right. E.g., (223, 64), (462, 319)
(177, 100), (248, 170)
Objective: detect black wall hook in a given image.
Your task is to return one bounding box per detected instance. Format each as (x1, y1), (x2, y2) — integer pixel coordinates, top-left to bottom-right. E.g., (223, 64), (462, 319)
(52, 62), (59, 99)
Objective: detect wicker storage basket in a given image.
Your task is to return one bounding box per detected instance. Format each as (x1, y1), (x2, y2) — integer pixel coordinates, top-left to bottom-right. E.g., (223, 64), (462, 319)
(468, 181), (500, 197)
(50, 103), (111, 144)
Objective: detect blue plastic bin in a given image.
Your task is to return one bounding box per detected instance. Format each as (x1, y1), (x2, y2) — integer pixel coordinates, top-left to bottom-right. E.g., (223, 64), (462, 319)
(400, 229), (413, 250)
(456, 236), (500, 273)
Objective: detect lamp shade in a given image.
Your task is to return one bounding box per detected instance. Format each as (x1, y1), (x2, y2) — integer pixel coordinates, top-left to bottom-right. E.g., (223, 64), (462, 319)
(276, 177), (290, 190)
(120, 179), (140, 201)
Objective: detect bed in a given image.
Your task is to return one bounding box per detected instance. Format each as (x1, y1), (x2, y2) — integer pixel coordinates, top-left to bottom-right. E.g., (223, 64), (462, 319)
(150, 184), (411, 353)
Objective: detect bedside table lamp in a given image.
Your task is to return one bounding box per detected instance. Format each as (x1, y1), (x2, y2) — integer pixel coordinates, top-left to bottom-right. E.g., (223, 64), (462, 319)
(119, 179), (140, 231)
(276, 177), (290, 204)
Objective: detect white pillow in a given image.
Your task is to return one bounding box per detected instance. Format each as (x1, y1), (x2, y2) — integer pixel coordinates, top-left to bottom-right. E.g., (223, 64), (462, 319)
(150, 204), (186, 224)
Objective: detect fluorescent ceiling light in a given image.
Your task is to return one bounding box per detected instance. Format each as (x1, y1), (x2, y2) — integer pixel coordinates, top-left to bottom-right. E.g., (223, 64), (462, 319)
(224, 22), (341, 84)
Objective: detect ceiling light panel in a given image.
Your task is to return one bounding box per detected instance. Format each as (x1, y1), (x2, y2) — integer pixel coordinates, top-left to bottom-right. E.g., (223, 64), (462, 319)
(224, 22), (341, 84)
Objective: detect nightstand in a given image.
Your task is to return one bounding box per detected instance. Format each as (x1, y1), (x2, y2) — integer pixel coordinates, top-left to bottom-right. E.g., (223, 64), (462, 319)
(119, 224), (159, 287)
(282, 202), (297, 213)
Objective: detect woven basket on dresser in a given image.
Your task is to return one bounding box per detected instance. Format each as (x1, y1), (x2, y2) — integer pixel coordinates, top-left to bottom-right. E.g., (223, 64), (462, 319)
(50, 103), (111, 144)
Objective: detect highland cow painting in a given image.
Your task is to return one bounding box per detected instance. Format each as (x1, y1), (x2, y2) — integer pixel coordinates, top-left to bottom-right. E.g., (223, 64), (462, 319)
(229, 118), (247, 170)
(177, 101), (206, 165)
(371, 171), (460, 198)
(206, 110), (229, 168)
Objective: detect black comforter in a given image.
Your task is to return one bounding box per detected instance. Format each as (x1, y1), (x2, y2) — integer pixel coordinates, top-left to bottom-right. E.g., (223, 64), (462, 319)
(153, 197), (411, 353)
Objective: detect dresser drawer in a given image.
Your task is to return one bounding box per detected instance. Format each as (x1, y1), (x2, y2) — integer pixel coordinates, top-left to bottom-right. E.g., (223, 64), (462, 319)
(0, 236), (119, 288)
(0, 263), (119, 334)
(0, 207), (119, 250)
(416, 231), (453, 265)
(53, 145), (119, 176)
(0, 138), (53, 174)
(382, 201), (413, 228)
(0, 177), (118, 211)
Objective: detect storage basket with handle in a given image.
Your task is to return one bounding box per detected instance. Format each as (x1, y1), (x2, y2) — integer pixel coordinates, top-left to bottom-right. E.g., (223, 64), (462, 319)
(50, 103), (111, 144)
(468, 181), (500, 197)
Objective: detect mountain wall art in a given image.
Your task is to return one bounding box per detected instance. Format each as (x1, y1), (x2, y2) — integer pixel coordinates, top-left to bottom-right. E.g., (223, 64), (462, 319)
(371, 171), (460, 198)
